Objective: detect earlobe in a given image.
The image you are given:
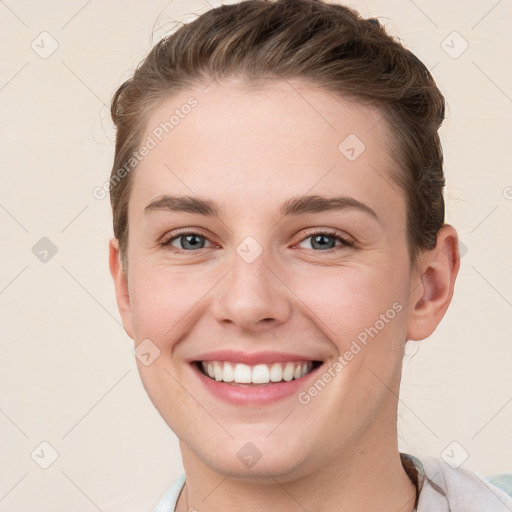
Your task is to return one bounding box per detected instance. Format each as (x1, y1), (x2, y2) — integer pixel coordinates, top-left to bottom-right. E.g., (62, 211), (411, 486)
(406, 225), (460, 341)
(109, 238), (134, 339)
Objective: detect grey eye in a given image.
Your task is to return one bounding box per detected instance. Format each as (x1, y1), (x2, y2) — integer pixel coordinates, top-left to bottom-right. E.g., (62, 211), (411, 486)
(298, 234), (338, 251)
(310, 234), (337, 250)
(169, 234), (208, 250)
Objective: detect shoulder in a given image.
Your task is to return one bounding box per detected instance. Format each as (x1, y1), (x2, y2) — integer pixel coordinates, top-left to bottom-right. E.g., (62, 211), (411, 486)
(402, 453), (512, 512)
(486, 473), (512, 497)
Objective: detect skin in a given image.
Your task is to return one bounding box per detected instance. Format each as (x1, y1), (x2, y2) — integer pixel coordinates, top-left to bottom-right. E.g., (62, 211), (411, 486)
(109, 78), (460, 512)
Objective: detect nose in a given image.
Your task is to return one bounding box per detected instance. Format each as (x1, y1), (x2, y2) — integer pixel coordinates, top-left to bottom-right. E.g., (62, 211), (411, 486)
(210, 249), (293, 332)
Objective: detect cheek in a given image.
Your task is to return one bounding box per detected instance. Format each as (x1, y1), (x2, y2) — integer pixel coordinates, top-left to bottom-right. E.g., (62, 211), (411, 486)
(127, 263), (210, 342)
(291, 263), (406, 340)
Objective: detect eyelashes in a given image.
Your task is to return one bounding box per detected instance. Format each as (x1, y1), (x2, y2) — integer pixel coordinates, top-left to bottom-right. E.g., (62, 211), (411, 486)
(159, 230), (214, 251)
(159, 228), (355, 254)
(297, 229), (354, 251)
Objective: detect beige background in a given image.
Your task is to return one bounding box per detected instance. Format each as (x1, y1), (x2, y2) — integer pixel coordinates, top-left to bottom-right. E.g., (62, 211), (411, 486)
(0, 0), (511, 510)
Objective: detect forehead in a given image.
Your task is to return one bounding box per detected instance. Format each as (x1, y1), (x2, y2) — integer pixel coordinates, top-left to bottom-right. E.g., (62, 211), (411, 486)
(129, 78), (404, 224)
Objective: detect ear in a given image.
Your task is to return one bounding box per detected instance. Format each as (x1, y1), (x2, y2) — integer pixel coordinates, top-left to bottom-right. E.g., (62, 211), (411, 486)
(109, 238), (134, 339)
(406, 225), (460, 341)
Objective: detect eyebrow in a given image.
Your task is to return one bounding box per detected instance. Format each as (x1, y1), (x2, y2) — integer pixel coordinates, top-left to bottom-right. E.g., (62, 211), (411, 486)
(144, 194), (379, 221)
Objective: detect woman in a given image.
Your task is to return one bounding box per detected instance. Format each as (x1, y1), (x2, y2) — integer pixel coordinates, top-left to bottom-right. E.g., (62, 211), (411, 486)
(108, 1), (512, 510)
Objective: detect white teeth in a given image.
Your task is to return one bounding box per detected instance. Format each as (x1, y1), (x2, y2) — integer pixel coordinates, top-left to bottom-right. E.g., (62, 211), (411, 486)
(199, 360), (314, 384)
(214, 361), (223, 381)
(252, 364), (270, 384)
(282, 362), (295, 382)
(222, 362), (234, 382)
(234, 363), (252, 383)
(269, 362), (283, 382)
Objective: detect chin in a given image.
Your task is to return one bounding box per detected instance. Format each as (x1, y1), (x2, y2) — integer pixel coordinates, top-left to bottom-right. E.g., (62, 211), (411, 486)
(191, 432), (313, 481)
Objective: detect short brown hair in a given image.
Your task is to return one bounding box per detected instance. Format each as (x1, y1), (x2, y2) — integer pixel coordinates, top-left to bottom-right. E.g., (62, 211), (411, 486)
(110, 0), (446, 271)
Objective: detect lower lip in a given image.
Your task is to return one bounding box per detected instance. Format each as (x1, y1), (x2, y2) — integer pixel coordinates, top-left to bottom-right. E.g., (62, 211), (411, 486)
(193, 363), (322, 405)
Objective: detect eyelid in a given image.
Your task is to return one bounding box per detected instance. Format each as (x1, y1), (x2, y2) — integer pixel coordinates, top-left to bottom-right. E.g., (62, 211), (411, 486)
(295, 228), (355, 249)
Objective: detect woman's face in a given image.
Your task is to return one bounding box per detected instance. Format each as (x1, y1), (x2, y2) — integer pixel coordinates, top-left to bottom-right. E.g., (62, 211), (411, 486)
(111, 79), (430, 480)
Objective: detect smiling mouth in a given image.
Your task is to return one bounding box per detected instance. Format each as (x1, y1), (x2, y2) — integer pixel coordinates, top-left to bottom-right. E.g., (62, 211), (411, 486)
(195, 360), (323, 385)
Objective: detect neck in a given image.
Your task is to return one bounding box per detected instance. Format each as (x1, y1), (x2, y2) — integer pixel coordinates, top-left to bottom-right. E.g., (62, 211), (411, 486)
(176, 432), (417, 512)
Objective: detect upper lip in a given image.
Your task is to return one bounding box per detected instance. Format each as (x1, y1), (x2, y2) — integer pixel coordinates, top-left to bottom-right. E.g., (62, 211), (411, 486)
(190, 350), (322, 365)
